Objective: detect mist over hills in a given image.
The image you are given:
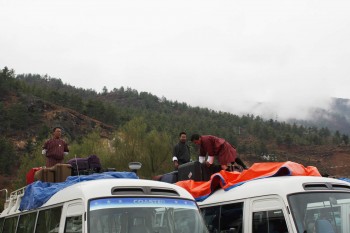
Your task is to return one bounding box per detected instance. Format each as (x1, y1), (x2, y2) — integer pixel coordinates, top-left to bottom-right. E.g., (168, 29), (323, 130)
(289, 98), (350, 135)
(246, 98), (350, 135)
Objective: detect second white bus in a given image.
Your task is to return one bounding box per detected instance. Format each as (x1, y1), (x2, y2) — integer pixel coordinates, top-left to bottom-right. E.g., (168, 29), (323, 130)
(198, 176), (350, 233)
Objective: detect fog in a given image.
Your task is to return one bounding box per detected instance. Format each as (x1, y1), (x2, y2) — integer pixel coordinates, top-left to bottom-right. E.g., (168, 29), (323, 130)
(1, 0), (349, 121)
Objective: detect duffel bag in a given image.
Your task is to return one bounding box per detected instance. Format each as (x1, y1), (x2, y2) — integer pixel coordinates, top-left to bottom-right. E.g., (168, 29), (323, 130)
(67, 158), (89, 171)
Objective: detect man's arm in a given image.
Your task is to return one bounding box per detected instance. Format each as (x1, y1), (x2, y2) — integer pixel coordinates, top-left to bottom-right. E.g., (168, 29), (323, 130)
(64, 141), (69, 155)
(172, 144), (179, 169)
(42, 140), (48, 155)
(172, 144), (179, 161)
(204, 137), (215, 165)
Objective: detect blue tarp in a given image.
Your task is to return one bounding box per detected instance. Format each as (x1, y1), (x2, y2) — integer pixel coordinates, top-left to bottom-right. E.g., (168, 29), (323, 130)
(338, 177), (350, 183)
(19, 172), (138, 211)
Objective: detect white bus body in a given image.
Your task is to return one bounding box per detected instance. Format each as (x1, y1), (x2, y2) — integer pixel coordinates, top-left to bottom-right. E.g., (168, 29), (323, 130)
(0, 178), (208, 233)
(198, 176), (350, 233)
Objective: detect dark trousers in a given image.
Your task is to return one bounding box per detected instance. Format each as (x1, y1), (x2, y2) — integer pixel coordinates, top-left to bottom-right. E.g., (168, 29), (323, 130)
(234, 157), (248, 169)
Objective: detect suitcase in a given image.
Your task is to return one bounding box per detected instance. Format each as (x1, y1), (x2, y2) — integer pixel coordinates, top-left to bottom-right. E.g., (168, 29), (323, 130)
(34, 168), (55, 182)
(52, 163), (72, 182)
(178, 162), (222, 182)
(178, 161), (203, 181)
(87, 155), (101, 172)
(202, 164), (222, 181)
(26, 167), (42, 184)
(160, 171), (178, 184)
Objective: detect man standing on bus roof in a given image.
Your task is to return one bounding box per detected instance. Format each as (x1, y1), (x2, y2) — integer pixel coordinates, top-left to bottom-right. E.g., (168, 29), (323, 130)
(42, 127), (69, 167)
(172, 132), (191, 170)
(190, 134), (247, 171)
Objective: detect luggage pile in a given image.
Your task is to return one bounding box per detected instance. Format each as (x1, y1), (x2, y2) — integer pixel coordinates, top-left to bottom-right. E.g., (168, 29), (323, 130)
(26, 155), (103, 184)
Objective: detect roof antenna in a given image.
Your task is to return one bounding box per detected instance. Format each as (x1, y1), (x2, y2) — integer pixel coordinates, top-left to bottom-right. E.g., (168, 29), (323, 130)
(74, 154), (81, 182)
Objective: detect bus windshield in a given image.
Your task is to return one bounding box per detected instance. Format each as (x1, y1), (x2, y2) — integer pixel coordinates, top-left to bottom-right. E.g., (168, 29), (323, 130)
(89, 197), (209, 233)
(288, 192), (350, 233)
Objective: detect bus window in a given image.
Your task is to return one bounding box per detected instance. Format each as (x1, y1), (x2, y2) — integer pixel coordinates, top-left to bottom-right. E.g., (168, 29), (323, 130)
(252, 209), (288, 233)
(201, 202), (244, 233)
(220, 202), (243, 233)
(92, 214), (121, 233)
(201, 206), (220, 233)
(174, 208), (199, 233)
(17, 212), (37, 233)
(2, 216), (18, 233)
(289, 192), (350, 233)
(89, 197), (208, 233)
(35, 206), (62, 233)
(64, 215), (82, 233)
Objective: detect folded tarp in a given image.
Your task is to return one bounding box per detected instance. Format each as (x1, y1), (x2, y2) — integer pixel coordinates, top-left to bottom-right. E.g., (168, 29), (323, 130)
(176, 161), (321, 201)
(20, 172), (138, 211)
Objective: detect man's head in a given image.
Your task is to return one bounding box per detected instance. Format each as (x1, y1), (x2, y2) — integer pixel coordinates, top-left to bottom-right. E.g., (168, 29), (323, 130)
(52, 127), (62, 139)
(179, 132), (187, 143)
(190, 134), (201, 145)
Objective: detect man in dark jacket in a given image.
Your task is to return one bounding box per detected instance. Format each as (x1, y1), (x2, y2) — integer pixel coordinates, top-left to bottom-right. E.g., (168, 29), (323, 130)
(172, 132), (191, 169)
(191, 134), (247, 171)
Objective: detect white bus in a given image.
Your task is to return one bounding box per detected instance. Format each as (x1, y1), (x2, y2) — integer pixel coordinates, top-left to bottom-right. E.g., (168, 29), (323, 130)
(0, 178), (208, 233)
(198, 176), (350, 233)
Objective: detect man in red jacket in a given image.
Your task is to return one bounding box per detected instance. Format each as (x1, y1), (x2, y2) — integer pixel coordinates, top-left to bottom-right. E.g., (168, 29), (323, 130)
(42, 127), (69, 167)
(190, 134), (247, 170)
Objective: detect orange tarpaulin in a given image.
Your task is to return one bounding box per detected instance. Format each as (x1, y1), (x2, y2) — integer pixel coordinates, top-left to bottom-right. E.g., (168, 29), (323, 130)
(176, 161), (321, 201)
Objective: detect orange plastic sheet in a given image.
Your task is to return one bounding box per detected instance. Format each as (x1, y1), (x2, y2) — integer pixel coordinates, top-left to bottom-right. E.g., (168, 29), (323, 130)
(176, 161), (321, 201)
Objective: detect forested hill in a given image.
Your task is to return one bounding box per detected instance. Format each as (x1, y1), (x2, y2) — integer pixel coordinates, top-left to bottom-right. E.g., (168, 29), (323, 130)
(12, 70), (350, 146)
(1, 66), (350, 192)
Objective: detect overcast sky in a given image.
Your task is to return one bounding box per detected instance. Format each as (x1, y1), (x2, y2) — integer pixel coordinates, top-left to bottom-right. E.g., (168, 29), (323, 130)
(1, 0), (350, 120)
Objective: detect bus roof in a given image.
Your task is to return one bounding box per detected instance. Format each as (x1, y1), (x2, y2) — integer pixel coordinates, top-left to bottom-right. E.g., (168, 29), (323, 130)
(197, 176), (350, 206)
(1, 178), (195, 217)
(44, 178), (195, 207)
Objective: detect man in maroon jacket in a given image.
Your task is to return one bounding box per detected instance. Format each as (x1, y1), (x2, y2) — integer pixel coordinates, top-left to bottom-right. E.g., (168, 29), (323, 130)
(42, 127), (69, 167)
(190, 134), (247, 170)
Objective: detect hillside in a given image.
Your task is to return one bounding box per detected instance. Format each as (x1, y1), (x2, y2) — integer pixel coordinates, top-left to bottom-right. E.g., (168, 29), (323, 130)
(1, 91), (114, 148)
(1, 67), (350, 184)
